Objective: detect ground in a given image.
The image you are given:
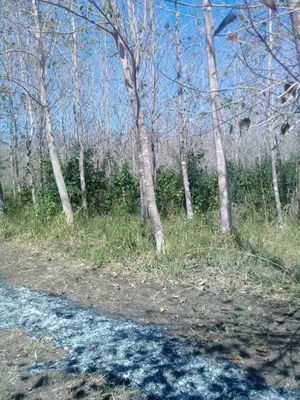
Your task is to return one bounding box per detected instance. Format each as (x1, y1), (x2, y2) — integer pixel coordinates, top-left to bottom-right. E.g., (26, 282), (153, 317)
(0, 240), (299, 399)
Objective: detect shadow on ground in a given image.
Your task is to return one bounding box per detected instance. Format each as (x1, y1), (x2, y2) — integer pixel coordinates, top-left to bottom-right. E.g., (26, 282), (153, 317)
(0, 281), (299, 400)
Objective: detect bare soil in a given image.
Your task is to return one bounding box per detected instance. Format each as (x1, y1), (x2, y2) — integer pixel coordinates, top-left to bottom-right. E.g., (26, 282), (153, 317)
(0, 240), (299, 398)
(0, 328), (137, 400)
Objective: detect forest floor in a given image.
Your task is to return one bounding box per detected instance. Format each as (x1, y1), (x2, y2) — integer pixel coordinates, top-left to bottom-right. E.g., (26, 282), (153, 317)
(0, 240), (299, 399)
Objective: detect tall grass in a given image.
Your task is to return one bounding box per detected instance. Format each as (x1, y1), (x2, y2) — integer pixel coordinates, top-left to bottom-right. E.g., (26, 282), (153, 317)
(1, 204), (299, 299)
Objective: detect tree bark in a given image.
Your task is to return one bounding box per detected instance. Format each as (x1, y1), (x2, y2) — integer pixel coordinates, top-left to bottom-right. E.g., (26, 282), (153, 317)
(111, 8), (165, 253)
(202, 0), (232, 232)
(288, 0), (300, 218)
(289, 0), (300, 68)
(24, 94), (37, 205)
(71, 13), (88, 214)
(32, 0), (73, 224)
(175, 0), (193, 220)
(149, 0), (158, 182)
(267, 12), (284, 228)
(6, 54), (21, 198)
(0, 180), (4, 213)
(8, 90), (20, 199)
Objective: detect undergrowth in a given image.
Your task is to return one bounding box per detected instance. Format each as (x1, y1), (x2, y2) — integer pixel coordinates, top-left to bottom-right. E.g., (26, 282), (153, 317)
(1, 205), (299, 300)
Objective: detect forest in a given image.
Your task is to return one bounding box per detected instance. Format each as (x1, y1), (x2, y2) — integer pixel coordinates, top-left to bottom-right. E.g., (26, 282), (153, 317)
(1, 1), (300, 399)
(0, 0), (300, 292)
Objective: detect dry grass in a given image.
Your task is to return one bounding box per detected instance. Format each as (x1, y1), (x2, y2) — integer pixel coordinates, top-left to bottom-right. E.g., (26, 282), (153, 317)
(1, 206), (299, 299)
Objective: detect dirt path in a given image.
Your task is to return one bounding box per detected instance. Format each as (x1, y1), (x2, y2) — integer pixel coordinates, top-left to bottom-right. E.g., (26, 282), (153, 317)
(0, 240), (299, 398)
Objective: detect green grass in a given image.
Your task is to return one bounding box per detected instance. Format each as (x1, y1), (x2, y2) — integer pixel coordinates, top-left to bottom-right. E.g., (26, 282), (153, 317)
(1, 205), (299, 299)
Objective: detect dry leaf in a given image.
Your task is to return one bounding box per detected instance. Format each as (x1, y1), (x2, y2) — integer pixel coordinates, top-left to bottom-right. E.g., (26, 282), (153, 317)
(261, 0), (277, 12)
(226, 32), (239, 42)
(239, 118), (251, 130)
(281, 122), (290, 135)
(256, 347), (268, 353)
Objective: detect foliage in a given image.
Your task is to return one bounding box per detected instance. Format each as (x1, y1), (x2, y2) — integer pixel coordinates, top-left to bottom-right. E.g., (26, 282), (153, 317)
(187, 152), (219, 213)
(4, 148), (299, 220)
(155, 167), (183, 216)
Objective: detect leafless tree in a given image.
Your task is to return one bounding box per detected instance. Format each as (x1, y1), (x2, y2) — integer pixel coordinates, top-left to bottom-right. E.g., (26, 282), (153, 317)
(71, 12), (88, 214)
(202, 0), (232, 233)
(32, 0), (73, 224)
(267, 11), (284, 228)
(175, 0), (193, 220)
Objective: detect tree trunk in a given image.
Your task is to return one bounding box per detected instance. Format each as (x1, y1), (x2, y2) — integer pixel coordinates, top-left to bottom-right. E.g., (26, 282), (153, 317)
(175, 0), (193, 220)
(32, 0), (73, 224)
(16, 7), (36, 205)
(5, 46), (21, 199)
(289, 0), (300, 67)
(24, 95), (37, 205)
(8, 85), (20, 198)
(0, 180), (4, 213)
(112, 25), (165, 254)
(149, 0), (158, 182)
(268, 11), (284, 228)
(202, 0), (232, 232)
(71, 13), (88, 214)
(270, 143), (284, 227)
(288, 0), (300, 218)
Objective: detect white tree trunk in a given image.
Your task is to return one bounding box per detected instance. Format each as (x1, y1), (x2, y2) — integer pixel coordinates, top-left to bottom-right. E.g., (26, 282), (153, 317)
(202, 0), (232, 232)
(149, 0), (158, 182)
(32, 0), (73, 224)
(175, 0), (193, 220)
(289, 0), (300, 68)
(71, 13), (88, 214)
(7, 83), (20, 198)
(111, 22), (165, 253)
(268, 12), (284, 228)
(24, 95), (37, 205)
(288, 0), (300, 218)
(0, 180), (4, 213)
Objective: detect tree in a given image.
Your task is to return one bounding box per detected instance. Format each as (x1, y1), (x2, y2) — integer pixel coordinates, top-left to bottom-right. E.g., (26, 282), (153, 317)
(175, 0), (193, 220)
(289, 0), (300, 68)
(5, 50), (21, 198)
(202, 0), (232, 233)
(41, 0), (165, 253)
(32, 0), (73, 224)
(16, 19), (37, 206)
(0, 177), (4, 213)
(288, 0), (300, 218)
(71, 12), (88, 214)
(267, 10), (284, 228)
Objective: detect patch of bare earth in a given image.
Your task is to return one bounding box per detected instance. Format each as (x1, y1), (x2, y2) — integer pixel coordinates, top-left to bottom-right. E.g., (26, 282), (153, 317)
(0, 328), (136, 400)
(0, 240), (299, 397)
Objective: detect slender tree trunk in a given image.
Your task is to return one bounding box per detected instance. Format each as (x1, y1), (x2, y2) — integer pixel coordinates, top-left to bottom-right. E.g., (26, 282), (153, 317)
(268, 12), (284, 228)
(149, 0), (158, 182)
(289, 0), (300, 67)
(8, 86), (20, 198)
(288, 0), (300, 218)
(32, 0), (73, 224)
(202, 0), (232, 232)
(16, 8), (36, 206)
(175, 0), (193, 220)
(5, 47), (21, 198)
(112, 25), (165, 253)
(24, 95), (37, 205)
(38, 108), (45, 195)
(138, 147), (148, 220)
(71, 13), (88, 214)
(0, 180), (4, 213)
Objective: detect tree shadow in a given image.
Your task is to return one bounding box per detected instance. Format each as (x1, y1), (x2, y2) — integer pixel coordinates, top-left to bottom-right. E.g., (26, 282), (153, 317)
(0, 282), (298, 400)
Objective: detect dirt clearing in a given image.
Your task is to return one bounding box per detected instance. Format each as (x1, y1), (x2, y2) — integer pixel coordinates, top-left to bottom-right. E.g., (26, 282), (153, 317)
(0, 240), (299, 398)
